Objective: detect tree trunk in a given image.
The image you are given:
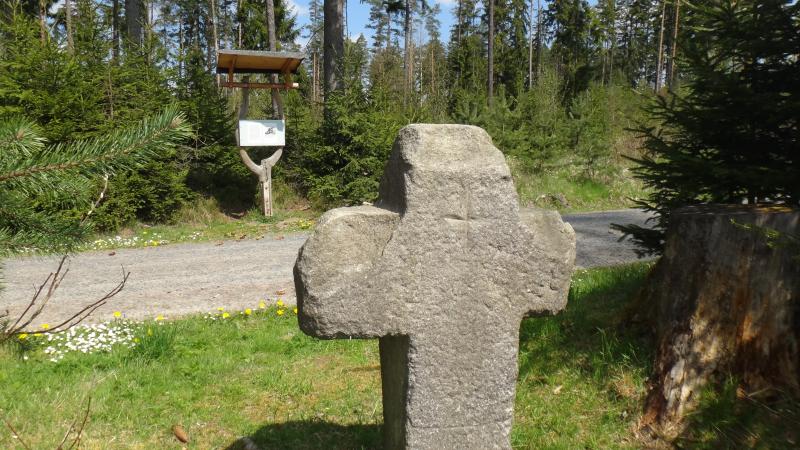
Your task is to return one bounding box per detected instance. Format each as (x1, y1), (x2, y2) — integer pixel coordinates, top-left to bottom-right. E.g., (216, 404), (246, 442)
(456, 0), (462, 45)
(403, 0), (412, 107)
(266, 0), (280, 113)
(65, 0), (74, 52)
(178, 21), (184, 79)
(236, 0), (242, 47)
(609, 0), (615, 86)
(638, 205), (800, 441)
(209, 0), (220, 82)
(654, 0), (666, 92)
(112, 0), (120, 60)
(312, 50), (318, 103)
(527, 0), (533, 89)
(125, 0), (143, 46)
(323, 0), (344, 97)
(487, 0), (494, 106)
(667, 0), (680, 90)
(147, 0), (153, 43)
(312, 0), (320, 103)
(535, 0), (542, 77)
(38, 0), (46, 44)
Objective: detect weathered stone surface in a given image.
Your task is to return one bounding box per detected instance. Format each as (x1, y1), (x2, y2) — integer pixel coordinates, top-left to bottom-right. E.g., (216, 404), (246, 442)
(638, 205), (800, 440)
(294, 124), (576, 449)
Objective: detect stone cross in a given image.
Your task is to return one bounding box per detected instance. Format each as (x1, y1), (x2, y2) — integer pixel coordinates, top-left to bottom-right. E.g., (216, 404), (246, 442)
(294, 125), (576, 449)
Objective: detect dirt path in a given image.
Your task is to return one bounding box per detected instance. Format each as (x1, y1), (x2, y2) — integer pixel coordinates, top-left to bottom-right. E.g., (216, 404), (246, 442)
(2, 209), (653, 325)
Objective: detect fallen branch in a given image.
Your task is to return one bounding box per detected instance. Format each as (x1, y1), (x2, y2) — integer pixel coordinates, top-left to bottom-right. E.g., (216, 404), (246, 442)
(2, 256), (129, 343)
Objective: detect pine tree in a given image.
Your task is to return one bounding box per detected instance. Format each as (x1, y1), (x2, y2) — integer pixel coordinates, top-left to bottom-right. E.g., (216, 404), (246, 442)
(494, 0), (529, 99)
(0, 107), (192, 254)
(617, 0), (657, 87)
(620, 0), (800, 254)
(545, 0), (593, 98)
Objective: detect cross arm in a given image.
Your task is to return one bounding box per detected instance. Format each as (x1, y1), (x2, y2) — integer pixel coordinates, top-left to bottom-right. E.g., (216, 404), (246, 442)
(294, 205), (400, 339)
(517, 209), (576, 317)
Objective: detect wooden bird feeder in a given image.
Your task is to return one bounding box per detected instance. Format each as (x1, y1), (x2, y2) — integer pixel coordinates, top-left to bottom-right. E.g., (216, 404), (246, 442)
(216, 49), (304, 216)
(216, 49), (304, 90)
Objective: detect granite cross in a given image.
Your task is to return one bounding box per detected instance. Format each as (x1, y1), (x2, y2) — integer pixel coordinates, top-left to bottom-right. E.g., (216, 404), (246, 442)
(294, 124), (576, 449)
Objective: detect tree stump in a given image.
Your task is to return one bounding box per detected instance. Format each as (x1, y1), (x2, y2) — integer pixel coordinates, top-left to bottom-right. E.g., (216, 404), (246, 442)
(639, 205), (800, 440)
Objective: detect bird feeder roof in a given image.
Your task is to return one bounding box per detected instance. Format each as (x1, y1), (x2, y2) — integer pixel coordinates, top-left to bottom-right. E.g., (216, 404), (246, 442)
(216, 49), (305, 75)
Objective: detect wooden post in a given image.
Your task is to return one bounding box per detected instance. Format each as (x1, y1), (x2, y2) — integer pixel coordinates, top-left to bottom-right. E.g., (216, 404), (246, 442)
(261, 162), (273, 216)
(236, 77), (283, 217)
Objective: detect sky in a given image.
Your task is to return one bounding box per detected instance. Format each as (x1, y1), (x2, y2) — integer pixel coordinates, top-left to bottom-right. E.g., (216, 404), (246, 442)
(285, 0), (599, 50)
(287, 0), (459, 49)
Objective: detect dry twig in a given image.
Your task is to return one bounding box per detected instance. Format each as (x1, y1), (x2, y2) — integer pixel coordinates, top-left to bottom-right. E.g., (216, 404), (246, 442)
(2, 256), (129, 343)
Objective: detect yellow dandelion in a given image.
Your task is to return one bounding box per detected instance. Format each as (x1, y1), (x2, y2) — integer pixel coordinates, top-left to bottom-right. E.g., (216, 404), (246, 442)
(222, 312), (230, 319)
(276, 299), (284, 307)
(134, 337), (140, 343)
(245, 308), (252, 316)
(277, 309), (285, 316)
(18, 333), (28, 340)
(147, 328), (153, 336)
(33, 333), (41, 337)
(293, 307), (298, 314)
(40, 323), (50, 330)
(217, 307), (225, 311)
(113, 311), (122, 318)
(258, 301), (266, 309)
(155, 315), (164, 321)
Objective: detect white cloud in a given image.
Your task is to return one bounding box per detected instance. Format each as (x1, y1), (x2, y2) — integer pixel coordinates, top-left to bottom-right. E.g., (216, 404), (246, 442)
(287, 0), (309, 17)
(49, 0), (64, 15)
(435, 0), (457, 5)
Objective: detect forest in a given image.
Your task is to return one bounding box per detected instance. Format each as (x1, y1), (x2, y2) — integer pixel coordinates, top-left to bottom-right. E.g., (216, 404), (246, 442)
(1, 1), (799, 447)
(0, 0), (672, 242)
(0, 0), (798, 253)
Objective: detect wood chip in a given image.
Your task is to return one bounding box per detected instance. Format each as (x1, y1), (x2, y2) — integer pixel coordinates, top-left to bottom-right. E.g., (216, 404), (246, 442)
(172, 424), (189, 443)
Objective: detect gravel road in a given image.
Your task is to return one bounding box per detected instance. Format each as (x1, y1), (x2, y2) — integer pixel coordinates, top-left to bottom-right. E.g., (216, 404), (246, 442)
(2, 209), (653, 324)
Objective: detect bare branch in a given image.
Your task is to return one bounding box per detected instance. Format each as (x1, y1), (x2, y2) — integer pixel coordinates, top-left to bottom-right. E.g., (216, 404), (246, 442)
(8, 270), (53, 331)
(3, 258), (128, 342)
(42, 269), (129, 334)
(80, 174), (109, 226)
(56, 419), (76, 450)
(1, 414), (32, 450)
(7, 256), (67, 333)
(66, 397), (91, 450)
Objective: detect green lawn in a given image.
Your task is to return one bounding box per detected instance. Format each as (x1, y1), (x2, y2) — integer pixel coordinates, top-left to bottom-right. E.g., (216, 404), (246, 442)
(80, 208), (316, 252)
(512, 163), (647, 214)
(2, 263), (795, 449)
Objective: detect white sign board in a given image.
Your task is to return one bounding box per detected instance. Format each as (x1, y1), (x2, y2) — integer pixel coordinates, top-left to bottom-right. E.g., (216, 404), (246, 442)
(238, 120), (285, 147)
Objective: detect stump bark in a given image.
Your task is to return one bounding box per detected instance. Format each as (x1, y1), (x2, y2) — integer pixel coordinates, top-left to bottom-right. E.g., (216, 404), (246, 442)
(638, 205), (800, 439)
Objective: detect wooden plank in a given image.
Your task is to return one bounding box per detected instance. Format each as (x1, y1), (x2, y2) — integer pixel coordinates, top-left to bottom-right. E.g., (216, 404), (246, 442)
(221, 81), (300, 90)
(216, 49), (304, 75)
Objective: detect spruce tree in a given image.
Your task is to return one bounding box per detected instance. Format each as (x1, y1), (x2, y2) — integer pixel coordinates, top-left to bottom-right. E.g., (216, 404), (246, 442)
(0, 107), (192, 255)
(620, 0), (800, 254)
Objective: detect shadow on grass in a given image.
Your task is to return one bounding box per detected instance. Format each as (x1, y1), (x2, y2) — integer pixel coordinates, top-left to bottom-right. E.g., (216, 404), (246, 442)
(675, 380), (800, 449)
(518, 263), (655, 384)
(224, 421), (381, 450)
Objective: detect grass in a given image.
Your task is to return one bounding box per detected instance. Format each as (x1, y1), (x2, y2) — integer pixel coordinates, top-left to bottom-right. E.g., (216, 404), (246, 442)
(79, 161), (646, 253)
(81, 197), (317, 252)
(513, 163), (647, 214)
(3, 263), (793, 448)
(0, 264), (650, 449)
